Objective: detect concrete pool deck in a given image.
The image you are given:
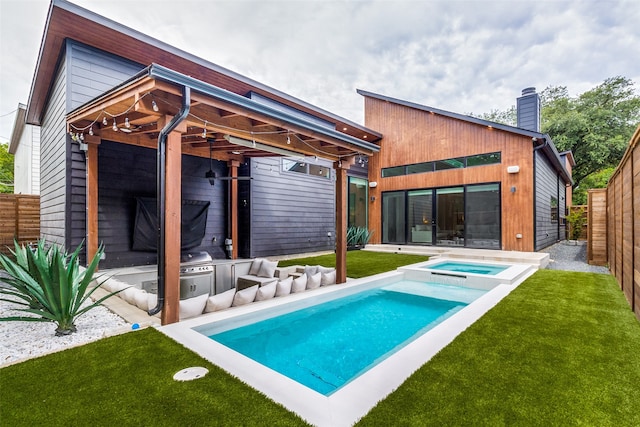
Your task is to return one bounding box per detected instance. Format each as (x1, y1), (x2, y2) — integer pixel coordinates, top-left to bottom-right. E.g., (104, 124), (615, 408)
(363, 244), (550, 268)
(159, 264), (537, 427)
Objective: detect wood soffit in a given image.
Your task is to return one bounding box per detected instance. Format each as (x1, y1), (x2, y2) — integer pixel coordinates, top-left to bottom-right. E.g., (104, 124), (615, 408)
(67, 76), (374, 162)
(30, 2), (382, 153)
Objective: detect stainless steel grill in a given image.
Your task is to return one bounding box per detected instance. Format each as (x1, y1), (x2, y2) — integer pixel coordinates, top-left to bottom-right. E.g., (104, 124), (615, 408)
(142, 251), (214, 300)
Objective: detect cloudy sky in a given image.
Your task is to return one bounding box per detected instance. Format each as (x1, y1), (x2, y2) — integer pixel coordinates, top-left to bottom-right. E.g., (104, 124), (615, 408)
(0, 0), (638, 143)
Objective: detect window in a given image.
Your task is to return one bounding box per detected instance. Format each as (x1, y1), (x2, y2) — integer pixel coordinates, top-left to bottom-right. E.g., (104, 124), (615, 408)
(551, 196), (558, 223)
(381, 166), (405, 177)
(407, 162), (434, 174)
(466, 152), (501, 167)
(465, 183), (501, 249)
(282, 158), (330, 179)
(435, 158), (464, 171)
(348, 177), (368, 228)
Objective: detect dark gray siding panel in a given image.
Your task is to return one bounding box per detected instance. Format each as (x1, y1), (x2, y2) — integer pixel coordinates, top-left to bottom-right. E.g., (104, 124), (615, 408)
(247, 157), (336, 257)
(535, 151), (566, 250)
(67, 41), (144, 110)
(97, 141), (227, 268)
(66, 41), (145, 259)
(40, 57), (68, 247)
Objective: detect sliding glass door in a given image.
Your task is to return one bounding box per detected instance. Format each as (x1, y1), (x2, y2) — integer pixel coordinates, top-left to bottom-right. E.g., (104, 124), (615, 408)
(465, 183), (500, 248)
(382, 191), (406, 244)
(381, 183), (501, 248)
(408, 190), (433, 244)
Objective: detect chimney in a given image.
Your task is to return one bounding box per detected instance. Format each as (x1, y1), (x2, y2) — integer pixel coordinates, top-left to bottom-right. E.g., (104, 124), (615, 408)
(516, 87), (540, 132)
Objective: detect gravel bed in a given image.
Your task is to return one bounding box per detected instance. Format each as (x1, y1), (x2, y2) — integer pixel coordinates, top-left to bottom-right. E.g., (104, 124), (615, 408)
(539, 240), (610, 274)
(0, 295), (131, 367)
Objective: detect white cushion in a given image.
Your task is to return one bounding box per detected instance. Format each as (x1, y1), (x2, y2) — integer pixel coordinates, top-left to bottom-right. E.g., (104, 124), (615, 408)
(179, 293), (208, 320)
(307, 272), (322, 290)
(133, 289), (149, 310)
(255, 280), (277, 301)
(304, 265), (318, 276)
(292, 274), (308, 293)
(321, 270), (337, 286)
(248, 259), (263, 276)
(317, 266), (335, 275)
(232, 285), (259, 306)
(205, 288), (236, 313)
(257, 260), (278, 278)
(275, 276), (293, 297)
(121, 286), (138, 304)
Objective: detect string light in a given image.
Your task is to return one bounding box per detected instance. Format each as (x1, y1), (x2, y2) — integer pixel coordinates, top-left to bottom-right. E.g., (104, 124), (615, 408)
(152, 100), (159, 112)
(102, 117), (108, 126)
(202, 121), (207, 139)
(112, 119), (118, 132)
(124, 117), (130, 128)
(88, 126), (93, 136)
(286, 133), (291, 145)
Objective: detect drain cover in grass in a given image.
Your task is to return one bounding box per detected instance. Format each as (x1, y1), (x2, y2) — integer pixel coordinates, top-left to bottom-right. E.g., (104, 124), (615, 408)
(173, 367), (209, 381)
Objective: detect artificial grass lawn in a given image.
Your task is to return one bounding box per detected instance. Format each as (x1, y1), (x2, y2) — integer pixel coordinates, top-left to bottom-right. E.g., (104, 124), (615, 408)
(2, 269), (639, 426)
(358, 270), (640, 426)
(0, 328), (308, 427)
(277, 250), (429, 278)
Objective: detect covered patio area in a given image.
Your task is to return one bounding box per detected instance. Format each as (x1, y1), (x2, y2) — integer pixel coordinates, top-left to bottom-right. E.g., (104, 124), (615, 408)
(66, 63), (380, 324)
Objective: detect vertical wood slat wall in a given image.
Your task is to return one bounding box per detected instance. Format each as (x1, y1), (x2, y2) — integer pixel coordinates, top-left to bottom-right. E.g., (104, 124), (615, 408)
(587, 191), (606, 265)
(605, 125), (640, 321)
(0, 194), (40, 254)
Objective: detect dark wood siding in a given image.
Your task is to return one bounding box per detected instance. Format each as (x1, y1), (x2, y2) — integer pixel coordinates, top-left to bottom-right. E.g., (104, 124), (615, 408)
(246, 157), (336, 257)
(66, 41), (145, 256)
(97, 141), (227, 268)
(39, 57), (68, 246)
(534, 150), (567, 250)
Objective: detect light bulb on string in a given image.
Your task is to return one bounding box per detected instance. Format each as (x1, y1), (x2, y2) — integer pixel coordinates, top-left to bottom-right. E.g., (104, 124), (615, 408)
(202, 121), (207, 139)
(112, 119), (118, 131)
(102, 116), (108, 126)
(152, 100), (159, 112)
(286, 133), (291, 145)
(124, 117), (130, 128)
(88, 126), (93, 136)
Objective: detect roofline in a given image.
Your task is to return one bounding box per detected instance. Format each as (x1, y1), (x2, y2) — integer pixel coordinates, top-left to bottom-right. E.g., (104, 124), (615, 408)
(27, 0), (379, 140)
(8, 104), (27, 154)
(67, 64), (380, 154)
(357, 88), (573, 184)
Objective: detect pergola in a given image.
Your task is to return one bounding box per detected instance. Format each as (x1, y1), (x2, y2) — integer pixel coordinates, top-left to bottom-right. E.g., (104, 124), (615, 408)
(66, 64), (380, 325)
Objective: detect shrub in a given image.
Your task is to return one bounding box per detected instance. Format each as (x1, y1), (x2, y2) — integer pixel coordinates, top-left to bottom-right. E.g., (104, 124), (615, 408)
(347, 226), (374, 247)
(566, 208), (587, 240)
(0, 240), (122, 336)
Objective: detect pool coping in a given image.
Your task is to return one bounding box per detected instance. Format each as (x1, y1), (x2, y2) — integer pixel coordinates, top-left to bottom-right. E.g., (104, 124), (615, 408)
(160, 264), (536, 427)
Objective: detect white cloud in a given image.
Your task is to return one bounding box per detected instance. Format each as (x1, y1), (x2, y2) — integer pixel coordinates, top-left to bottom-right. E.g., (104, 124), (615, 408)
(1, 0), (639, 143)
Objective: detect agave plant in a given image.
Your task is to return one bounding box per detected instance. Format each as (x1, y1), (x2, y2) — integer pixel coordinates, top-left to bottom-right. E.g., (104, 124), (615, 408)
(347, 226), (374, 248)
(0, 239), (122, 336)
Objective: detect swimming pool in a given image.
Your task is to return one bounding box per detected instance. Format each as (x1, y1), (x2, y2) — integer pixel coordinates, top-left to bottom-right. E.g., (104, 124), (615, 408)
(161, 265), (535, 427)
(198, 281), (485, 395)
(425, 261), (509, 275)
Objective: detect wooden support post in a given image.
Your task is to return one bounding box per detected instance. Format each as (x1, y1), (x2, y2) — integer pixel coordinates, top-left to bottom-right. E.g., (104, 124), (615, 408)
(335, 161), (349, 284)
(161, 130), (182, 325)
(228, 160), (240, 259)
(86, 141), (99, 264)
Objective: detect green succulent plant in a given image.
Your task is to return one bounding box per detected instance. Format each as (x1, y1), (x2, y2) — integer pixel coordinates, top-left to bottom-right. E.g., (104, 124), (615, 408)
(0, 239), (122, 336)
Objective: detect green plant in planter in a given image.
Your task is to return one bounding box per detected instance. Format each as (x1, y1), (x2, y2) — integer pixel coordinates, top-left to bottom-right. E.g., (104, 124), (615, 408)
(347, 226), (374, 248)
(0, 240), (121, 336)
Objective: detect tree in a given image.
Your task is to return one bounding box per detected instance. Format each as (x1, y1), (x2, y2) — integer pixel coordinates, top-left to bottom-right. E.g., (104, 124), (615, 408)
(0, 142), (14, 193)
(541, 76), (640, 187)
(474, 76), (640, 192)
(572, 167), (615, 205)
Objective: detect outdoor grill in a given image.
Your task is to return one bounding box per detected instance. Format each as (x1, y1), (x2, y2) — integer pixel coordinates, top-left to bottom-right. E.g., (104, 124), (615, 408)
(142, 251), (214, 299)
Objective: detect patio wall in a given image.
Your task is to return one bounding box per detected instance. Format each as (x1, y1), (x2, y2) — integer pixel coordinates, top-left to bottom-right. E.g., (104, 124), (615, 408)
(606, 125), (640, 321)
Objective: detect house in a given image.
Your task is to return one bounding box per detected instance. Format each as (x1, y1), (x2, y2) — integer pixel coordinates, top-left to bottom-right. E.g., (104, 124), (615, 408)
(360, 87), (574, 252)
(9, 104), (40, 195)
(20, 0), (572, 323)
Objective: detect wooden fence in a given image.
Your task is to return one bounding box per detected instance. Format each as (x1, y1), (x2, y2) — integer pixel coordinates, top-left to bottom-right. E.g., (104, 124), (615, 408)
(605, 124), (640, 321)
(587, 190), (607, 265)
(0, 194), (40, 254)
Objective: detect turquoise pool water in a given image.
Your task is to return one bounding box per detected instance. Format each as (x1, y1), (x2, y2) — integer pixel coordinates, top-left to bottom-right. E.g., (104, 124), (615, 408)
(201, 280), (486, 395)
(426, 261), (509, 275)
